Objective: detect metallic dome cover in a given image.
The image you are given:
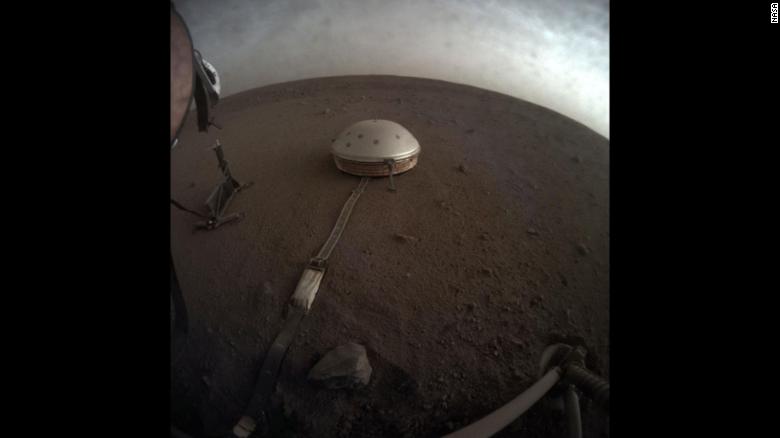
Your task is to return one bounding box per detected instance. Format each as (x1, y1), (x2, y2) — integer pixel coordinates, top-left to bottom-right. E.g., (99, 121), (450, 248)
(331, 119), (421, 163)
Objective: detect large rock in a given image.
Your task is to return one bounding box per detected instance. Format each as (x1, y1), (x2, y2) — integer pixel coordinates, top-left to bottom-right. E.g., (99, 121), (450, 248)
(308, 343), (372, 389)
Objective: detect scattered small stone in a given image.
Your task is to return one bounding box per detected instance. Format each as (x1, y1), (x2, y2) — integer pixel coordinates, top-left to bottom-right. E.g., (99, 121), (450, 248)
(394, 233), (419, 243)
(577, 243), (590, 255)
(566, 309), (574, 324)
(458, 163), (469, 174)
(323, 108), (332, 114)
(201, 375), (211, 386)
(437, 375), (445, 383)
(480, 267), (493, 277)
(437, 200), (453, 210)
(466, 128), (475, 134)
(478, 232), (489, 240)
(424, 403), (433, 410)
(493, 349), (500, 357)
(467, 302), (476, 311)
(560, 274), (569, 287)
(509, 336), (524, 346)
(572, 155), (582, 163)
(527, 228), (540, 236)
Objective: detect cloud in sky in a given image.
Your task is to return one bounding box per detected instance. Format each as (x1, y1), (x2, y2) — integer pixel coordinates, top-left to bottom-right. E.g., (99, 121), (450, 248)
(176, 0), (609, 138)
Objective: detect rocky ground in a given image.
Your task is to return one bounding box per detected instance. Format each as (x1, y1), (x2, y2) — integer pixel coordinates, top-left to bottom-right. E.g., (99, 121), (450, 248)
(171, 75), (609, 437)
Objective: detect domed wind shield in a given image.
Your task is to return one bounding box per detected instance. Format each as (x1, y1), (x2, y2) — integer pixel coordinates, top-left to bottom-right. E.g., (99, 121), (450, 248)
(331, 119), (421, 178)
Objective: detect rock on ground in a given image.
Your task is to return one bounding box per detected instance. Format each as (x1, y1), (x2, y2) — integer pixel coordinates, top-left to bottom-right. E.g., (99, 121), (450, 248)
(308, 343), (373, 389)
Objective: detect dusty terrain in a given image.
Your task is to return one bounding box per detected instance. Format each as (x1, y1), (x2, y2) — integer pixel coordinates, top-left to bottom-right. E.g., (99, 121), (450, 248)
(170, 75), (609, 437)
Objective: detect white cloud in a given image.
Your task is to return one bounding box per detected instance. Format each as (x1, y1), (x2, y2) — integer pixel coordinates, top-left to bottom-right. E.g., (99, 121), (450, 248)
(176, 0), (609, 138)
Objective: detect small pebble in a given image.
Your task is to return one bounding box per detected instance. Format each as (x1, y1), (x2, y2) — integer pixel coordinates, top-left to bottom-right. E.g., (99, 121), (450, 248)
(394, 233), (418, 243)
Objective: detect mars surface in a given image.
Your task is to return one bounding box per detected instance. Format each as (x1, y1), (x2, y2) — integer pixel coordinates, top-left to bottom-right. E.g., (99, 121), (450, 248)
(171, 75), (609, 437)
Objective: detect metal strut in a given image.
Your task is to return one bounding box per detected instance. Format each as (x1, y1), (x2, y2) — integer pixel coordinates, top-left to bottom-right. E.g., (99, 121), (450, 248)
(198, 140), (253, 231)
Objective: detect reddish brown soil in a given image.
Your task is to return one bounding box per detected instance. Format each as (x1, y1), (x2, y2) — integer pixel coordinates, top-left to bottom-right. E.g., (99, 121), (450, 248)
(171, 75), (609, 437)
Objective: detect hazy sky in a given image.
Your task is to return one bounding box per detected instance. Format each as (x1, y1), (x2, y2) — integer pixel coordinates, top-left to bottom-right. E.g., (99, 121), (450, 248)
(175, 0), (609, 138)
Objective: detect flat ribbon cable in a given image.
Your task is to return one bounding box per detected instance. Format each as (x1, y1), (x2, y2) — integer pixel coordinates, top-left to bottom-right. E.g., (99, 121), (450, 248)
(232, 177), (370, 437)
